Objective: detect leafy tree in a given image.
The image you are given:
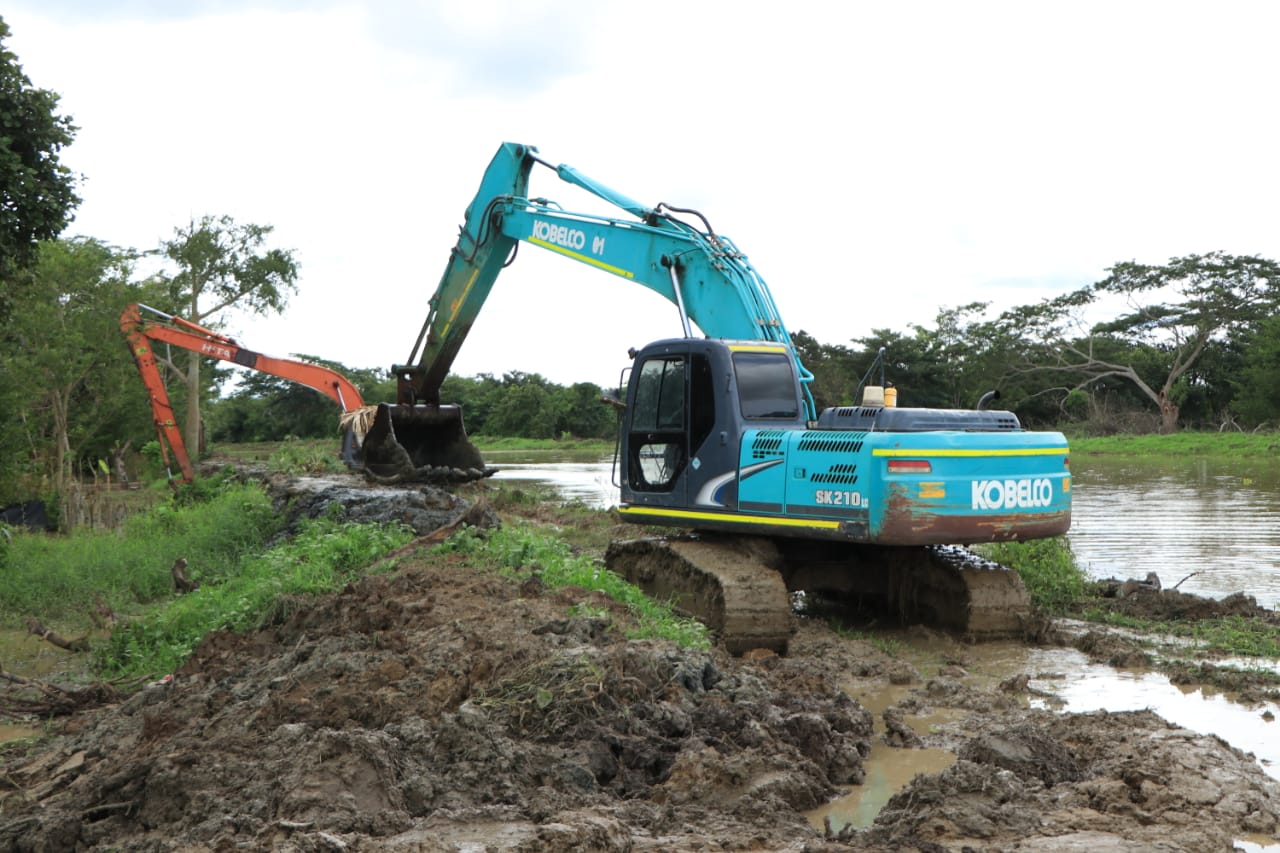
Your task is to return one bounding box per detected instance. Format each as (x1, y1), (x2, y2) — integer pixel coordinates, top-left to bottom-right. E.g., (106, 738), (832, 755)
(792, 330), (859, 411)
(161, 215), (298, 456)
(0, 238), (153, 505)
(484, 372), (567, 439)
(1233, 314), (1280, 426)
(561, 381), (614, 439)
(1001, 252), (1280, 433)
(0, 17), (81, 315)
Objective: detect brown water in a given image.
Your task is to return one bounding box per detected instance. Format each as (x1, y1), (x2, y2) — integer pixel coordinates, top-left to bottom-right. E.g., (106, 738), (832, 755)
(1069, 455), (1280, 606)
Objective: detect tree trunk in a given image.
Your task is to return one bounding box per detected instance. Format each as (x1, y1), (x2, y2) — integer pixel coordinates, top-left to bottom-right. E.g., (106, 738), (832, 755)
(1158, 390), (1180, 434)
(185, 351), (201, 463)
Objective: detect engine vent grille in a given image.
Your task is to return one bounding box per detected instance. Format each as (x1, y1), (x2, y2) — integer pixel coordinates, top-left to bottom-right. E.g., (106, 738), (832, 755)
(750, 430), (786, 459)
(797, 432), (866, 454)
(811, 463), (859, 485)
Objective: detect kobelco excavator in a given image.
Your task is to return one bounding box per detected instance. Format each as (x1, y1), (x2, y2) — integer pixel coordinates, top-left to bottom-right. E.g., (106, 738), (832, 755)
(362, 142), (1071, 653)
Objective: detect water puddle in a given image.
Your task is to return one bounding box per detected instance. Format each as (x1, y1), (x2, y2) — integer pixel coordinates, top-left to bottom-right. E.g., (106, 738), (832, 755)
(806, 638), (1280, 851)
(0, 628), (83, 680)
(0, 721), (40, 742)
(489, 455), (616, 508)
(807, 680), (957, 831)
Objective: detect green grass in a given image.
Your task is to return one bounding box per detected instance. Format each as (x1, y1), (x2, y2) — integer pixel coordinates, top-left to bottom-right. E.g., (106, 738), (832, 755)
(94, 512), (413, 677)
(1066, 431), (1280, 458)
(433, 520), (709, 650)
(267, 437), (348, 476)
(1, 475), (281, 624)
(976, 536), (1088, 614)
(1082, 608), (1280, 659)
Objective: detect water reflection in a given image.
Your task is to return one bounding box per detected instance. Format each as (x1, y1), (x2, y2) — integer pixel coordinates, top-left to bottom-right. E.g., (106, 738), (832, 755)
(1070, 455), (1280, 608)
(489, 453), (618, 508)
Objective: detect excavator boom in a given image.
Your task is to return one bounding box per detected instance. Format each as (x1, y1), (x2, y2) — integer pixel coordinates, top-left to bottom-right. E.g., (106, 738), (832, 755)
(121, 303), (367, 482)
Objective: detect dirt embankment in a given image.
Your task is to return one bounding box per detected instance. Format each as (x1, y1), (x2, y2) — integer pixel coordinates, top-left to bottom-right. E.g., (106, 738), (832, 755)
(1, 474), (1278, 852)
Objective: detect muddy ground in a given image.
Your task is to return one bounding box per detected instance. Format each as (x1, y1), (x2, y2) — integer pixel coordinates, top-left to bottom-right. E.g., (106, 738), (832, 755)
(2, 470), (1279, 852)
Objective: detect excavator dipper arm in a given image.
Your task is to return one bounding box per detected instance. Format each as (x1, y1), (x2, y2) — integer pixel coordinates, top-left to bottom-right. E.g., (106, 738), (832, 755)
(121, 303), (366, 482)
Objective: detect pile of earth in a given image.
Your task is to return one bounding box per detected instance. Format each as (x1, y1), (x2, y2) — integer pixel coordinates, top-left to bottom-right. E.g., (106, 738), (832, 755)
(2, 472), (1279, 852)
(1092, 574), (1280, 624)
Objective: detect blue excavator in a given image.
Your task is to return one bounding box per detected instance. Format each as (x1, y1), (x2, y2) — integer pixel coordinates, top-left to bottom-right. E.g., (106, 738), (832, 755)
(362, 142), (1071, 654)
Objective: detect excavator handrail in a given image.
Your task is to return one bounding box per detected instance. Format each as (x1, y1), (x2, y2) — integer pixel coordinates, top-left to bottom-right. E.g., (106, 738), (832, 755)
(396, 142), (816, 418)
(121, 303), (367, 482)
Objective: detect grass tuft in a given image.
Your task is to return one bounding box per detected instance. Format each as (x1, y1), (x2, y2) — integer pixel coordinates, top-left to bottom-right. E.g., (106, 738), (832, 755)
(976, 536), (1087, 615)
(434, 521), (709, 650)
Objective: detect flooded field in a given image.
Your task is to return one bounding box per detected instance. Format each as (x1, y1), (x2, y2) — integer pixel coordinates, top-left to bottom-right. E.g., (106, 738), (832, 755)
(1070, 454), (1280, 607)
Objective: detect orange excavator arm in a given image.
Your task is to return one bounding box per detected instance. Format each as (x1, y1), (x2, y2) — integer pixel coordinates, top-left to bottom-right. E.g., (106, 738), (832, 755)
(120, 303), (366, 482)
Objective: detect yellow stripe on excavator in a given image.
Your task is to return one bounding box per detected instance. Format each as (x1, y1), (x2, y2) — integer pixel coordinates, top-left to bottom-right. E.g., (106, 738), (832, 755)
(871, 447), (1066, 458)
(528, 237), (635, 279)
(727, 344), (789, 353)
(618, 505), (841, 530)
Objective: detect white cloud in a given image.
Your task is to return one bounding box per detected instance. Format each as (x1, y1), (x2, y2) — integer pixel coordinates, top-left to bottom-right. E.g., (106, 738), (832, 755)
(5, 0), (1280, 390)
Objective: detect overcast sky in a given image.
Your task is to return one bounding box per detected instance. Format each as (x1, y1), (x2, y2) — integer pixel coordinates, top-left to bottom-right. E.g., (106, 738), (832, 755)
(6, 1), (1280, 390)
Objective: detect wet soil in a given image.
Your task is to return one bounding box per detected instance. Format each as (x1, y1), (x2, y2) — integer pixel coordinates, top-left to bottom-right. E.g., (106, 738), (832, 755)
(1, 471), (1279, 852)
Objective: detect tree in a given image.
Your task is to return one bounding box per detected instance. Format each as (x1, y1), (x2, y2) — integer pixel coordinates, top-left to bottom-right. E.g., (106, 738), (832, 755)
(791, 330), (859, 411)
(0, 238), (153, 507)
(161, 215), (298, 456)
(1233, 314), (1280, 426)
(0, 17), (81, 314)
(1003, 252), (1280, 433)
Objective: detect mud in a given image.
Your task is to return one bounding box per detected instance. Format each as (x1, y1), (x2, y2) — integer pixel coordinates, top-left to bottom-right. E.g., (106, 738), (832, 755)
(1, 471), (1279, 852)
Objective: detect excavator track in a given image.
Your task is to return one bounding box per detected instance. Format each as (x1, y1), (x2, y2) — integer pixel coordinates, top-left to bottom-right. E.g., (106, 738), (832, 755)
(606, 535), (1032, 656)
(781, 542), (1033, 639)
(605, 536), (797, 656)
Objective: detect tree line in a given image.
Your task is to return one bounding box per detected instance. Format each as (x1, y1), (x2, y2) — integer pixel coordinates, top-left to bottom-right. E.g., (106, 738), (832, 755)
(209, 369), (616, 444)
(1, 13), (1279, 513)
(791, 251), (1280, 436)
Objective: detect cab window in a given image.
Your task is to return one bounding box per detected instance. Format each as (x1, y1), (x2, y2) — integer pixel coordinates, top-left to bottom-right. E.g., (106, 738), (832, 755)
(733, 352), (798, 419)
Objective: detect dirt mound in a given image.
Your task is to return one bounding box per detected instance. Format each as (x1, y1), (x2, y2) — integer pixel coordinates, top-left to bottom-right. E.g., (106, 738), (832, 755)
(1093, 577), (1279, 623)
(4, 471), (1280, 851)
(0, 550), (876, 851)
(841, 709), (1280, 852)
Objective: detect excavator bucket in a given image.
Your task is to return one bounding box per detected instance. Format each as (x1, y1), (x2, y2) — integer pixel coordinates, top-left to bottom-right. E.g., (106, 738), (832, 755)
(357, 403), (493, 483)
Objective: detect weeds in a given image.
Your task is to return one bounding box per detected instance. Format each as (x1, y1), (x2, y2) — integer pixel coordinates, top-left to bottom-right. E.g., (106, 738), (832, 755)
(435, 521), (709, 650)
(976, 536), (1087, 615)
(268, 438), (347, 476)
(1, 477), (280, 623)
(1083, 608), (1280, 659)
(95, 515), (413, 678)
(825, 620), (903, 655)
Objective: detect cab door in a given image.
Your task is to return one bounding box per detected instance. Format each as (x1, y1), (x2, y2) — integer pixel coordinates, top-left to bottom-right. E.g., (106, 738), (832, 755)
(623, 352), (689, 506)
